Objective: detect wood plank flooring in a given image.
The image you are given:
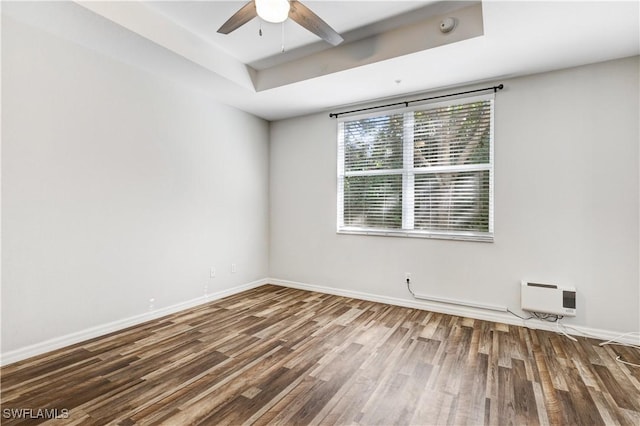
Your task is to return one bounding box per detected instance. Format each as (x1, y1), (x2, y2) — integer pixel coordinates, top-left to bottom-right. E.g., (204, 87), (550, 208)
(1, 284), (639, 425)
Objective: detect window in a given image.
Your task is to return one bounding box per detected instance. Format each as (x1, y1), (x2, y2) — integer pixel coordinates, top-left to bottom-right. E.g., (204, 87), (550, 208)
(337, 94), (494, 242)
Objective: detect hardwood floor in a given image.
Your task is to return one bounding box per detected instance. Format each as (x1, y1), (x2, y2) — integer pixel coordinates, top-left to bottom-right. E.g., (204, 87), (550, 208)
(1, 284), (639, 425)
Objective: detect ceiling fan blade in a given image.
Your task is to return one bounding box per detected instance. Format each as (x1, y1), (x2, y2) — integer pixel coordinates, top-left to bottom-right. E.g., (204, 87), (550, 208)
(288, 1), (344, 46)
(217, 1), (257, 34)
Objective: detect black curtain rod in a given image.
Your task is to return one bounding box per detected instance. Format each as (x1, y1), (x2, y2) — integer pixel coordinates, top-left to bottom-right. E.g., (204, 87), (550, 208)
(329, 84), (504, 118)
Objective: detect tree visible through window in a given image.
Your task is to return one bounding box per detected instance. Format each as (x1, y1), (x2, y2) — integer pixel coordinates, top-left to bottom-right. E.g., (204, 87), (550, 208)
(337, 94), (494, 241)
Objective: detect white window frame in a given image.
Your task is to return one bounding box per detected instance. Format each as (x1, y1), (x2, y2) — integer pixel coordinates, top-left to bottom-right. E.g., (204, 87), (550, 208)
(337, 94), (495, 242)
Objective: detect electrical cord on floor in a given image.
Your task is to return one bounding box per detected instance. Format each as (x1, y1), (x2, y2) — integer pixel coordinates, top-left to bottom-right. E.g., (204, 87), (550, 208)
(556, 323), (640, 367)
(505, 305), (639, 368)
(599, 331), (640, 368)
(555, 320), (578, 342)
(614, 356), (640, 368)
(599, 331), (640, 349)
(558, 325), (640, 350)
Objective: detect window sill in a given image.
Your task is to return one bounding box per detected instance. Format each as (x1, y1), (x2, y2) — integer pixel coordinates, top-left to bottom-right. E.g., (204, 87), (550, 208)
(337, 228), (494, 243)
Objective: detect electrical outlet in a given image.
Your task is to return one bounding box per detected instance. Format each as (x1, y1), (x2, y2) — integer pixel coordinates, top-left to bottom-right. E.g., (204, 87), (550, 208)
(148, 298), (155, 311)
(210, 267), (216, 278)
(405, 272), (412, 282)
(231, 263), (237, 273)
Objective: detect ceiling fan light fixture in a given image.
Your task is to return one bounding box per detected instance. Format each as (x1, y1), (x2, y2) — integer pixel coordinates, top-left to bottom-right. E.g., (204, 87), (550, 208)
(256, 0), (290, 24)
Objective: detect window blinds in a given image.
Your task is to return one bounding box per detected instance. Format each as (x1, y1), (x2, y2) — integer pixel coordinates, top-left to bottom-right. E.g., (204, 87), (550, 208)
(337, 94), (494, 241)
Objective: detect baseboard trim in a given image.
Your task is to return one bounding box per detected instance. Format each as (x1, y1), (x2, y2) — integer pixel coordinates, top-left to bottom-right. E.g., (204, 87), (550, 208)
(0, 278), (269, 366)
(269, 278), (639, 345)
(3, 277), (636, 366)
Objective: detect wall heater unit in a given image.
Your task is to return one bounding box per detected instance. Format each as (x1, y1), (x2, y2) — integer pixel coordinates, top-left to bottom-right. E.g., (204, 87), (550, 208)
(520, 281), (576, 317)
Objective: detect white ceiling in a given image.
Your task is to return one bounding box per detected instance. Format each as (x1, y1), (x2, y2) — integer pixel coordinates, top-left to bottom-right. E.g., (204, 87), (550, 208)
(3, 1), (639, 121)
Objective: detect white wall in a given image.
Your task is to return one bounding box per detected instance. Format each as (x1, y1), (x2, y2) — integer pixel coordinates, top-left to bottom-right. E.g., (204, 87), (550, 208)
(269, 56), (640, 334)
(1, 16), (269, 353)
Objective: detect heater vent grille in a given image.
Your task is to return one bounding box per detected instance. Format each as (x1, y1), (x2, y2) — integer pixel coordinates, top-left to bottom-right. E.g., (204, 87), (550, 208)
(520, 281), (576, 317)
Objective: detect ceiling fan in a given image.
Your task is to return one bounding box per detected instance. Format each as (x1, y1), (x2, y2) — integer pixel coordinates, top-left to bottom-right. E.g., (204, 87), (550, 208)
(217, 0), (344, 46)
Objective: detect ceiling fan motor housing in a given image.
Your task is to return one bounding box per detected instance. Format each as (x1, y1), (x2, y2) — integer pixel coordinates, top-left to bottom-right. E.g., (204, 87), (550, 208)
(256, 0), (291, 24)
